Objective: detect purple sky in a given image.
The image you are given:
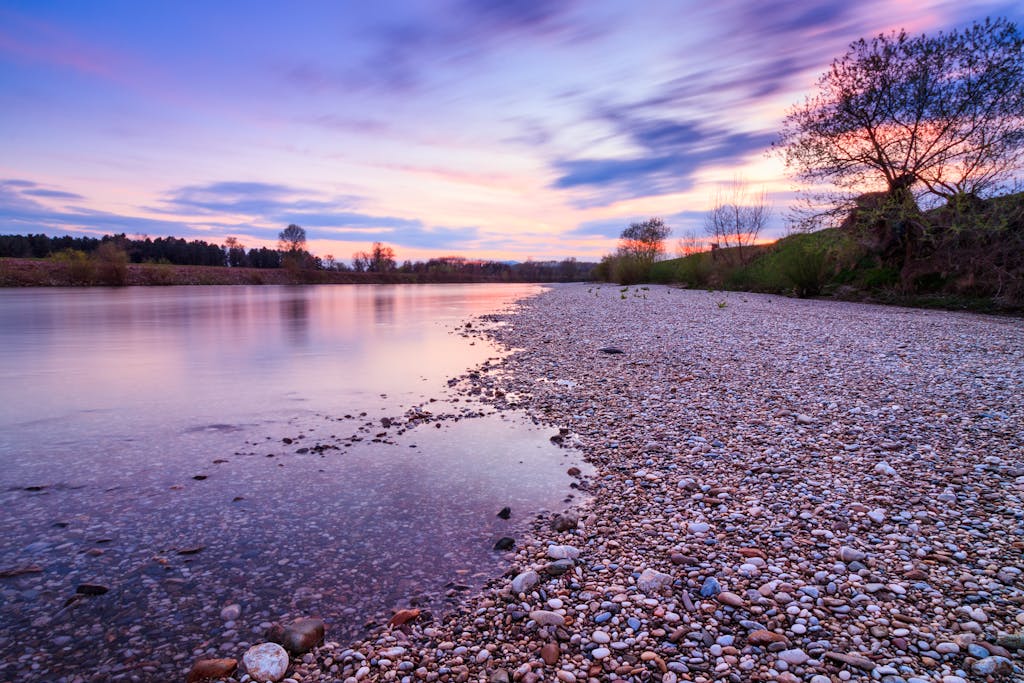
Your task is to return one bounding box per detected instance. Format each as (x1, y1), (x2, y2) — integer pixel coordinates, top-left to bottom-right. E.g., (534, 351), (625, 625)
(1, 0), (1021, 261)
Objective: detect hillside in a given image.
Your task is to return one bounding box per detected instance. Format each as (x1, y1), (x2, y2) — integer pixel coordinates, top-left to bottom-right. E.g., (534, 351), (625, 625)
(646, 192), (1024, 313)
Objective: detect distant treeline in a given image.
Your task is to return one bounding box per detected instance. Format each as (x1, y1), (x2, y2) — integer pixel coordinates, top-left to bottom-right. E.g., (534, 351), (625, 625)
(0, 233), (596, 282)
(0, 233), (283, 268)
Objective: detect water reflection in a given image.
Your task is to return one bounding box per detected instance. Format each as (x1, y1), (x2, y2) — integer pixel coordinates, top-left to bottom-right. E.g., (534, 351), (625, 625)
(281, 287), (310, 345)
(373, 288), (395, 325)
(0, 284), (588, 682)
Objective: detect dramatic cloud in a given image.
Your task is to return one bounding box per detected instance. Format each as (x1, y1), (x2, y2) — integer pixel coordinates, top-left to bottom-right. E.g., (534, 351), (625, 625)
(3, 1), (1022, 257)
(552, 109), (776, 204)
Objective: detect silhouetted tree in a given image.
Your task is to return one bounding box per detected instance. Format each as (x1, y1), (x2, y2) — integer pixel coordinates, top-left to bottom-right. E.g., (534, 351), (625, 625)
(248, 247), (278, 268)
(618, 218), (670, 263)
(369, 242), (396, 272)
(778, 17), (1024, 221)
(224, 236), (248, 267)
(279, 224), (311, 271)
(278, 224), (307, 253)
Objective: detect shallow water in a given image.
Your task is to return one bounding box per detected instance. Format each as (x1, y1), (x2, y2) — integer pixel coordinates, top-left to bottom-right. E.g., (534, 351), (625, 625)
(0, 284), (587, 681)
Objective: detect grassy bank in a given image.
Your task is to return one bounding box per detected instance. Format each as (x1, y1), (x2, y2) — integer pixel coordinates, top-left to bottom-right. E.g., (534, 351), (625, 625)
(645, 225), (1022, 314)
(0, 258), (551, 287)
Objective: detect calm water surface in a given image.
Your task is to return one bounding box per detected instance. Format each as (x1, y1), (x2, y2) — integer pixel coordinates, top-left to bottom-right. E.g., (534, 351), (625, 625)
(0, 284), (586, 681)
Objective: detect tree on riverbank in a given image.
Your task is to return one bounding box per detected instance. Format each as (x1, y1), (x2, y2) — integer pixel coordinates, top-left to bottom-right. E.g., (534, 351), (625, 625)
(778, 17), (1024, 225)
(775, 17), (1024, 301)
(704, 180), (771, 265)
(278, 224), (307, 252)
(597, 217), (671, 284)
(353, 242), (397, 273)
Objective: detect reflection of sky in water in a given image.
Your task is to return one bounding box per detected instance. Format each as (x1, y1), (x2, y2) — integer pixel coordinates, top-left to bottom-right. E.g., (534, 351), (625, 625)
(0, 283), (589, 679)
(0, 283), (543, 479)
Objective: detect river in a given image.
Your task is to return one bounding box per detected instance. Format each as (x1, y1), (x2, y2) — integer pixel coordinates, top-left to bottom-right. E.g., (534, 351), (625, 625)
(0, 284), (586, 681)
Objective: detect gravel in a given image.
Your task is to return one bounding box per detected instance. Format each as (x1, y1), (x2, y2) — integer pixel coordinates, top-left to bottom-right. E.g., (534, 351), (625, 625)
(287, 284), (1024, 682)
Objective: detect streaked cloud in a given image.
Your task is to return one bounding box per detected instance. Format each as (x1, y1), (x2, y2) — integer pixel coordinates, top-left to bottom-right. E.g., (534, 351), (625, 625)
(1, 1), (1021, 260)
(0, 178), (481, 252)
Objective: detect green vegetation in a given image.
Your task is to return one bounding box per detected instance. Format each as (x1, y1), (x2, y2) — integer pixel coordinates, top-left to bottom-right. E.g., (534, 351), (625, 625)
(641, 194), (1024, 312)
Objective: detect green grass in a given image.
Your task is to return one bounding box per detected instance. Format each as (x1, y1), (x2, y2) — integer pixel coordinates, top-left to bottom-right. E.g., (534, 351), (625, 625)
(639, 226), (1019, 313)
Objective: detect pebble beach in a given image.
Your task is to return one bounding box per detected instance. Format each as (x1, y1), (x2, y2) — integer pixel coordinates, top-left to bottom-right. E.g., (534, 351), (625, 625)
(175, 284), (1024, 681)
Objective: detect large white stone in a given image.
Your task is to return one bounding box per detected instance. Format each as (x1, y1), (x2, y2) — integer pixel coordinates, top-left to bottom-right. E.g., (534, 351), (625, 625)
(530, 610), (565, 626)
(243, 642), (289, 682)
(511, 570), (540, 594)
(547, 544), (581, 560)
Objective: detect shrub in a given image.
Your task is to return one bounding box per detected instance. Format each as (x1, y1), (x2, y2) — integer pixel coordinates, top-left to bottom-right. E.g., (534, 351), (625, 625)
(675, 254), (713, 287)
(859, 265), (900, 289)
(610, 255), (649, 285)
(92, 242), (129, 285)
(51, 248), (94, 284)
(778, 240), (831, 297)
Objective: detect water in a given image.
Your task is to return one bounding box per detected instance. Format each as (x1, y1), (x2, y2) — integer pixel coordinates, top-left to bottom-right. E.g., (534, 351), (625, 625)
(0, 284), (587, 680)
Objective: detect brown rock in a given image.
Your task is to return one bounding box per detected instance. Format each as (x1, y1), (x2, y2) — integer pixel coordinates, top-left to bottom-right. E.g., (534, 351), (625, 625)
(389, 608), (421, 627)
(187, 658), (237, 682)
(551, 511), (579, 531)
(540, 642), (559, 665)
(748, 629), (789, 646)
(716, 591), (744, 608)
(278, 617), (324, 654)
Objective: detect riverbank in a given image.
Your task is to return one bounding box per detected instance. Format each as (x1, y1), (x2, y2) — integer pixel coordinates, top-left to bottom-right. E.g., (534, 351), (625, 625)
(0, 257), (593, 287)
(220, 284), (1022, 682)
(0, 258), (572, 287)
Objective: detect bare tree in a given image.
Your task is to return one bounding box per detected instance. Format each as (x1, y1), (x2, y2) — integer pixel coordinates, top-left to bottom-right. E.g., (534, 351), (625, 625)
(369, 242), (396, 272)
(777, 17), (1024, 217)
(675, 230), (705, 257)
(703, 180), (771, 264)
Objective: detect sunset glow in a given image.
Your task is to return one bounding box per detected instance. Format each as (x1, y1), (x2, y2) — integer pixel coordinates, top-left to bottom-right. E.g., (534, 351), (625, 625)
(2, 0), (1021, 262)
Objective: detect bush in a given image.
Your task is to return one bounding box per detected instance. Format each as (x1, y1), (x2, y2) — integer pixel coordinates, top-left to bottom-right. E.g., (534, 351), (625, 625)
(92, 242), (129, 285)
(675, 254), (713, 287)
(609, 255), (650, 285)
(51, 249), (94, 284)
(778, 240), (831, 297)
(859, 265), (899, 289)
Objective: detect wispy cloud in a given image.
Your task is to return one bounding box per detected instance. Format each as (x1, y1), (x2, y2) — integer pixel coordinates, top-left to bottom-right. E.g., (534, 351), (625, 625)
(552, 108), (775, 205)
(569, 210), (707, 238)
(21, 188), (85, 200)
(159, 181), (361, 217)
(0, 178), (484, 252)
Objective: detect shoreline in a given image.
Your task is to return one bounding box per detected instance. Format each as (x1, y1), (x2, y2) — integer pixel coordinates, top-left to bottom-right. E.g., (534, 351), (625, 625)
(222, 283), (1021, 682)
(0, 258), (579, 288)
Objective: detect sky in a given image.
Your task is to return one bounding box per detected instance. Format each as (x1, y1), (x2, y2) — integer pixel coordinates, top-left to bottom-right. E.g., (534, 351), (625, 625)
(2, 0), (1022, 263)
